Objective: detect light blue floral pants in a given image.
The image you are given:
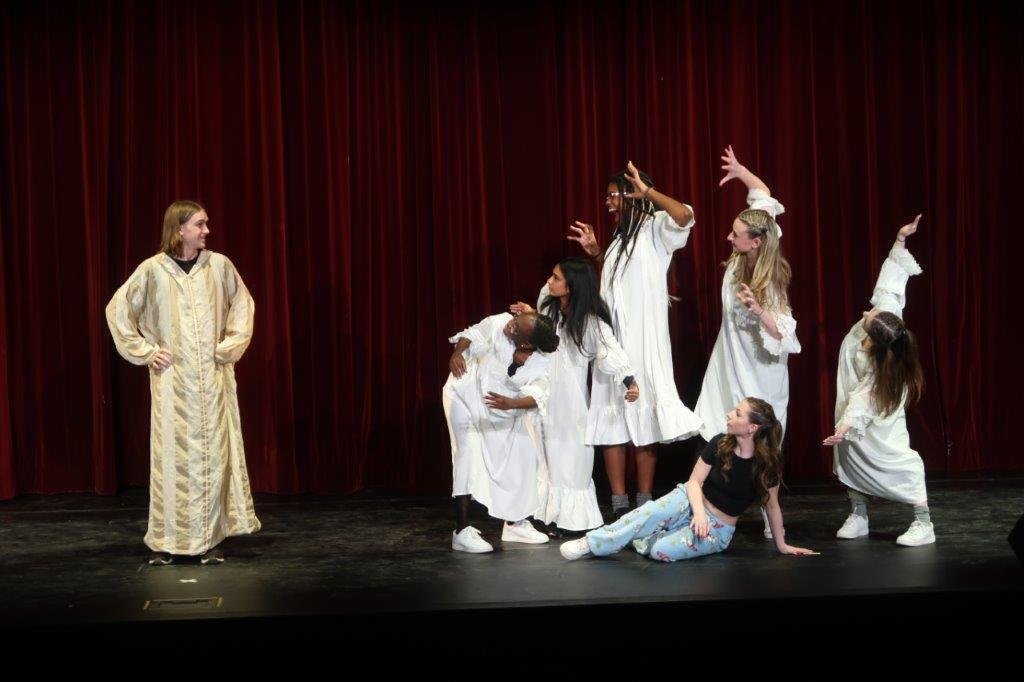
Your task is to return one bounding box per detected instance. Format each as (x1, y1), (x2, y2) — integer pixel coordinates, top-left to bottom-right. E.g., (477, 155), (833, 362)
(586, 485), (735, 562)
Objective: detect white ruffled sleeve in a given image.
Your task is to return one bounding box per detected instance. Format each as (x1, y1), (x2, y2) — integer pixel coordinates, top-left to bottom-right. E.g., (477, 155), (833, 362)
(588, 319), (634, 386)
(870, 246), (923, 316)
(517, 371), (550, 418)
(746, 188), (785, 237)
(730, 286), (801, 357)
(838, 374), (879, 442)
(757, 306), (802, 357)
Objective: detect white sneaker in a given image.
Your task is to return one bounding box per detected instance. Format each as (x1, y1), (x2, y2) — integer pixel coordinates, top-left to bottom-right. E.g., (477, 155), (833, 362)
(452, 526), (493, 553)
(560, 537), (591, 561)
(501, 520), (550, 544)
(836, 513), (870, 539)
(896, 520), (935, 547)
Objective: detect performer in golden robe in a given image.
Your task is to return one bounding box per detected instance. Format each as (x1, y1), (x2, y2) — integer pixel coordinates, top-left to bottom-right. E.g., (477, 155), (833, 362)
(106, 200), (260, 564)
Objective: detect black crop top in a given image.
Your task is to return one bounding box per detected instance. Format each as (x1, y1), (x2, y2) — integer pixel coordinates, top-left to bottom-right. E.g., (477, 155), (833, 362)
(699, 434), (777, 516)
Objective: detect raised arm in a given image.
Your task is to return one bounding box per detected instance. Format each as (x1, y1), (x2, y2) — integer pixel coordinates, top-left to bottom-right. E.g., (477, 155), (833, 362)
(719, 145), (770, 194)
(624, 160), (693, 228)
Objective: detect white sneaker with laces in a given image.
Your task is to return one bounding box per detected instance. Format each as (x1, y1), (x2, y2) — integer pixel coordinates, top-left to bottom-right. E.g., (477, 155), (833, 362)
(559, 537), (592, 560)
(452, 526), (494, 553)
(896, 520), (935, 546)
(501, 519), (549, 544)
(836, 513), (870, 539)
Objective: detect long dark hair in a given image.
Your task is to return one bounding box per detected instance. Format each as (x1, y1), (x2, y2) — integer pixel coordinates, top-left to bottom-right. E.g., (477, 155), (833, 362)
(605, 169), (656, 284)
(716, 397), (784, 506)
(540, 258), (612, 356)
(866, 311), (924, 417)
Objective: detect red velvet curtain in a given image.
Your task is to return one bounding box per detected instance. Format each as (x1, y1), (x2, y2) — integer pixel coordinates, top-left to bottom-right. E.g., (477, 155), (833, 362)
(1, 0), (1019, 499)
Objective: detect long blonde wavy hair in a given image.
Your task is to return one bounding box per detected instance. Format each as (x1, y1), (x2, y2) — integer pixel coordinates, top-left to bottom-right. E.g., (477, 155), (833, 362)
(723, 208), (791, 310)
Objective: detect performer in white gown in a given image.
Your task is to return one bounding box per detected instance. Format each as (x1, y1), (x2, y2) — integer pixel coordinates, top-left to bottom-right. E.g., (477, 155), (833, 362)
(511, 258), (638, 533)
(823, 215), (933, 547)
(694, 146), (801, 539)
(443, 310), (561, 553)
(569, 161), (703, 519)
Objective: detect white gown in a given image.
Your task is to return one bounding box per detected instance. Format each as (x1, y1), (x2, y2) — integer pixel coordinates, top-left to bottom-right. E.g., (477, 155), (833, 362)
(695, 189), (801, 440)
(533, 286), (633, 530)
(832, 245), (926, 504)
(443, 313), (550, 521)
(587, 209), (704, 446)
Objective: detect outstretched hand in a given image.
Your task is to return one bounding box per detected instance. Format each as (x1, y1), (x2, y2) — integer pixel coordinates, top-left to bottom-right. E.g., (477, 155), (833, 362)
(718, 145), (745, 187)
(822, 424), (850, 447)
(510, 301), (535, 316)
(781, 545), (819, 556)
(623, 160), (651, 199)
(568, 220), (600, 257)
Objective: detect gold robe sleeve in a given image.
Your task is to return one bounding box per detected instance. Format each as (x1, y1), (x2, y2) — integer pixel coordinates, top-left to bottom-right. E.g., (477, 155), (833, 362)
(105, 262), (158, 366)
(214, 258), (255, 365)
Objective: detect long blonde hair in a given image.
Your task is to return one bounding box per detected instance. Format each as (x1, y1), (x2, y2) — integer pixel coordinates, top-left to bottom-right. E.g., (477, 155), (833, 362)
(723, 208), (791, 310)
(159, 200), (205, 257)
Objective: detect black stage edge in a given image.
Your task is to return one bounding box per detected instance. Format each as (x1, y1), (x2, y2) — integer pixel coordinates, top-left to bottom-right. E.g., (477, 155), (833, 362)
(2, 480), (1022, 644)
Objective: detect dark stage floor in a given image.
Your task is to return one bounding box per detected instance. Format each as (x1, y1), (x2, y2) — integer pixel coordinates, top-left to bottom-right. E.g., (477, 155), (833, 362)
(2, 480), (1023, 641)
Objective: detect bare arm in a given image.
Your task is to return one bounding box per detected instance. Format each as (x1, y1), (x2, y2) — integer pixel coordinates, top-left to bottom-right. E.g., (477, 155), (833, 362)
(483, 393), (537, 410)
(449, 337), (471, 377)
(765, 485), (818, 555)
(684, 458), (713, 538)
(893, 214), (921, 251)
